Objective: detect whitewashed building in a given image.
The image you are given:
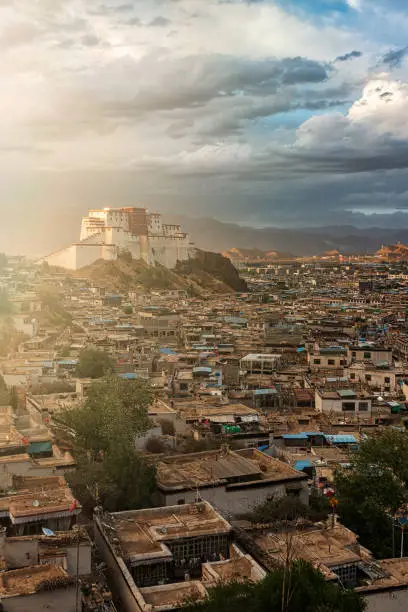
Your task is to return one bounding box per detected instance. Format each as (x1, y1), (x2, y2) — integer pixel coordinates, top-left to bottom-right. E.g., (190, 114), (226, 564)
(39, 207), (194, 270)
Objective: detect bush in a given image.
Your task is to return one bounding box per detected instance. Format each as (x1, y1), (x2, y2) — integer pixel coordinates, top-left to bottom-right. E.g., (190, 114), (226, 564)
(145, 436), (169, 454)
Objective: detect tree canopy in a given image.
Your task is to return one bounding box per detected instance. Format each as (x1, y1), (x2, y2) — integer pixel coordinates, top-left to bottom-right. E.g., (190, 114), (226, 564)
(241, 492), (330, 525)
(0, 290), (11, 316)
(60, 376), (156, 512)
(335, 429), (408, 558)
(185, 560), (365, 612)
(76, 347), (114, 379)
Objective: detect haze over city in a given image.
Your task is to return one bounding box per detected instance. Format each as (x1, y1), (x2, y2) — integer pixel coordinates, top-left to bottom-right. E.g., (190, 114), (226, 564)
(1, 0), (408, 254)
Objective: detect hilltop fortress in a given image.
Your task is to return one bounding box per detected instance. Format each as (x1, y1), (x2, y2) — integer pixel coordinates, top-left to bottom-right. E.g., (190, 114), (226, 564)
(40, 207), (194, 270)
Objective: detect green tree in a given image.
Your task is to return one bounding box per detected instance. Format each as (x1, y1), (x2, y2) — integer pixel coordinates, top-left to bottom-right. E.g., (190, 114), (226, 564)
(185, 560), (365, 612)
(0, 290), (11, 316)
(76, 348), (114, 379)
(60, 376), (155, 512)
(241, 493), (329, 525)
(335, 430), (408, 558)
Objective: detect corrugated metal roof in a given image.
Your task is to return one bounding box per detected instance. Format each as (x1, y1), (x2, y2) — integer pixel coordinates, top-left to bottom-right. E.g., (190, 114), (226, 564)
(294, 460), (313, 471)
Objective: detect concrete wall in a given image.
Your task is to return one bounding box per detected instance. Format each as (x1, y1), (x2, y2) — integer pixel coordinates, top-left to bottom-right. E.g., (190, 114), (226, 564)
(42, 245), (78, 270)
(348, 367), (396, 392)
(365, 589), (408, 612)
(66, 543), (92, 576)
(94, 518), (144, 612)
(160, 480), (308, 519)
(4, 539), (39, 569)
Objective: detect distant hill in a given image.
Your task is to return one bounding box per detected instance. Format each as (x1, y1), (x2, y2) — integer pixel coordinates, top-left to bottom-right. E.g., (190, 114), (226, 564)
(376, 243), (408, 261)
(72, 250), (247, 295)
(222, 247), (293, 261)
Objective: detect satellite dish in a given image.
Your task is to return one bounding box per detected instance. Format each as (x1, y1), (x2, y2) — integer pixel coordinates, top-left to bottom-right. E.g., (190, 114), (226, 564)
(33, 500), (40, 507)
(42, 527), (55, 537)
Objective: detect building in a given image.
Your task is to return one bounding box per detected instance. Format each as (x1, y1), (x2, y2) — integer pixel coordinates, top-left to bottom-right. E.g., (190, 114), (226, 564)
(347, 345), (393, 366)
(252, 523), (373, 586)
(315, 389), (372, 415)
(307, 346), (348, 370)
(39, 207), (194, 271)
(94, 501), (265, 612)
(155, 448), (309, 515)
(240, 354), (281, 375)
(0, 476), (80, 536)
(348, 362), (399, 393)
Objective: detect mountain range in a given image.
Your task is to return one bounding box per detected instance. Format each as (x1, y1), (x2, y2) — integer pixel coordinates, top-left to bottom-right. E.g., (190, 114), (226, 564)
(166, 215), (408, 256)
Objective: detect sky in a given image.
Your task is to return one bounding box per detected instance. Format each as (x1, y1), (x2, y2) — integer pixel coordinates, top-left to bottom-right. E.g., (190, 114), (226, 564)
(3, 0), (408, 253)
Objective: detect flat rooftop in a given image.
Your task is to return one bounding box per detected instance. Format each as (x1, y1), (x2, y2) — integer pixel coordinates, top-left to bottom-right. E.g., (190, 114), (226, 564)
(0, 564), (71, 597)
(106, 502), (231, 563)
(202, 544), (266, 585)
(0, 476), (80, 521)
(156, 448), (307, 492)
(254, 524), (369, 577)
(140, 581), (207, 611)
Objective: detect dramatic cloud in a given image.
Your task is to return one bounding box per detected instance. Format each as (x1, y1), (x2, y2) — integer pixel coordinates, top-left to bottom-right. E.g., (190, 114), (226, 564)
(335, 50), (362, 62)
(383, 47), (408, 68)
(0, 0), (407, 255)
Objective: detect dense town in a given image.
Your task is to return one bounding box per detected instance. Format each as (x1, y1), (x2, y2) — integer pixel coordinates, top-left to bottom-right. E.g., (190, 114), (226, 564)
(2, 250), (408, 611)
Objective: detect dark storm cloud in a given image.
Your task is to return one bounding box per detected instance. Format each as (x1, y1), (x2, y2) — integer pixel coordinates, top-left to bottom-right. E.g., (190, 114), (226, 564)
(335, 50), (362, 62)
(148, 16), (171, 27)
(383, 46), (408, 67)
(33, 52), (331, 141)
(98, 54), (329, 117)
(81, 34), (101, 47)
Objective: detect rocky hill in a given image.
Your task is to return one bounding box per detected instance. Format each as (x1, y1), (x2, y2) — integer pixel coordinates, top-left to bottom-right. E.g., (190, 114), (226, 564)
(222, 247), (293, 261)
(73, 250), (247, 295)
(175, 250), (248, 292)
(376, 243), (408, 260)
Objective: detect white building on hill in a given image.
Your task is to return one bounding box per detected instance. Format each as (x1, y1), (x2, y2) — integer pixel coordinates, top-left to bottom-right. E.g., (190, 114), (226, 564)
(39, 207), (194, 270)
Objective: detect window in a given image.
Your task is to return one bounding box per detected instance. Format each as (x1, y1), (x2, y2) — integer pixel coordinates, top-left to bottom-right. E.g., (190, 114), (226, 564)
(350, 373), (356, 380)
(313, 359), (321, 365)
(180, 383), (188, 391)
(364, 352), (371, 359)
(352, 351), (356, 358)
(328, 359), (335, 365)
(359, 402), (369, 411)
(342, 402), (356, 411)
(340, 360), (346, 366)
(385, 377), (390, 383)
(177, 499), (185, 505)
(365, 374), (372, 382)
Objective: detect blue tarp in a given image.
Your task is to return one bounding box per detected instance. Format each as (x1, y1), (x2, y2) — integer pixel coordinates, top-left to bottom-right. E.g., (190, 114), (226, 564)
(254, 388), (277, 396)
(325, 434), (357, 444)
(283, 433), (308, 440)
(119, 373), (138, 380)
(283, 431), (324, 440)
(159, 348), (177, 355)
